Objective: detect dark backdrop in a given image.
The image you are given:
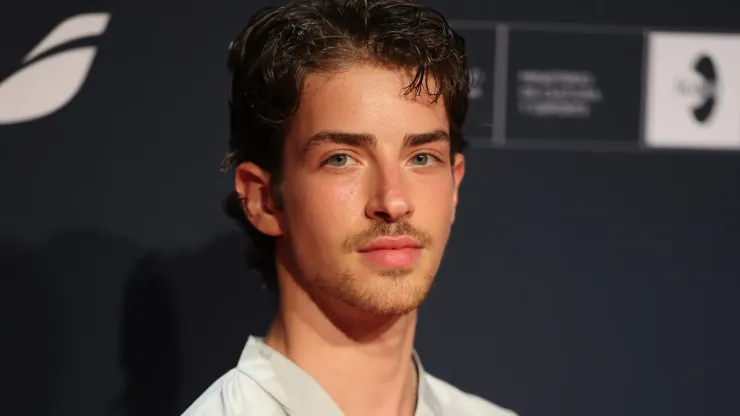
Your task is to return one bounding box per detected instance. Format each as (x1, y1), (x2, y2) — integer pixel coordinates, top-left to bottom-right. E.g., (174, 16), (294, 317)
(1, 1), (738, 415)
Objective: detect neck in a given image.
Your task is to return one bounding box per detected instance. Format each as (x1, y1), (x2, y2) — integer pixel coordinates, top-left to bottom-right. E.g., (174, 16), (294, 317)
(264, 274), (419, 416)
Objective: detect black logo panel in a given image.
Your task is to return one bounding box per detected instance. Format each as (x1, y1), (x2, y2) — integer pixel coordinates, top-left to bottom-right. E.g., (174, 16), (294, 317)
(506, 29), (643, 144)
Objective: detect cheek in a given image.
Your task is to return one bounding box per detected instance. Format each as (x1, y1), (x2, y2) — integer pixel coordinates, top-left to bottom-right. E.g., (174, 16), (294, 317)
(288, 176), (366, 239)
(410, 172), (455, 220)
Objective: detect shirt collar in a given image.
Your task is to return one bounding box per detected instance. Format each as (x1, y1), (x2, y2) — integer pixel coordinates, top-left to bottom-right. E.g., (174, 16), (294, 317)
(412, 348), (443, 416)
(237, 336), (442, 416)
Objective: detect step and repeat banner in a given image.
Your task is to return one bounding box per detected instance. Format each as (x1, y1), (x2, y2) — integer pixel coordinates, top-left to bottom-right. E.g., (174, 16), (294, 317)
(455, 21), (740, 151)
(3, 16), (740, 149)
(1, 2), (739, 416)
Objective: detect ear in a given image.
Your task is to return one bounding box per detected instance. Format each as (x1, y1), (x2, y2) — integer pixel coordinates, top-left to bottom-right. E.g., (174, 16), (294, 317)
(235, 162), (283, 236)
(451, 152), (465, 223)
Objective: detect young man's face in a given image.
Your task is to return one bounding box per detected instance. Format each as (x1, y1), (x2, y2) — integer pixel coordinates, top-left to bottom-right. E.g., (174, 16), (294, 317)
(271, 63), (464, 315)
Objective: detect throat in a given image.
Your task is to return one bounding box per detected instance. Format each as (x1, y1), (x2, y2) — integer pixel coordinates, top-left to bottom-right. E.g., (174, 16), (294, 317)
(318, 354), (420, 416)
(266, 318), (421, 416)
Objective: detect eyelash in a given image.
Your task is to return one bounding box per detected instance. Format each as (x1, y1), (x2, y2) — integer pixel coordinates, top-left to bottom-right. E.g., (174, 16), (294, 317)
(320, 152), (443, 167)
(408, 153), (443, 166)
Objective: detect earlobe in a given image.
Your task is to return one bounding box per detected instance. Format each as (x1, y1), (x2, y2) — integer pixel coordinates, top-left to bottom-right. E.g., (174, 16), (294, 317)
(235, 162), (283, 236)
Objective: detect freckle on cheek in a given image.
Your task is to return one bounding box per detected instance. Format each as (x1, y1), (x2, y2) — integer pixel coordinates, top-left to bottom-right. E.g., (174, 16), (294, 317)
(341, 182), (366, 211)
(338, 187), (355, 204)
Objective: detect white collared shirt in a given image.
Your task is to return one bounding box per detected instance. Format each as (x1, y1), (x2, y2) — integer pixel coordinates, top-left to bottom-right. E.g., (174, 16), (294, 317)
(182, 336), (518, 416)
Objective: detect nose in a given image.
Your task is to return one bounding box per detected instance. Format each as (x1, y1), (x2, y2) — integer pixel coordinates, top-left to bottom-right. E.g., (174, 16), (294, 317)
(364, 164), (414, 223)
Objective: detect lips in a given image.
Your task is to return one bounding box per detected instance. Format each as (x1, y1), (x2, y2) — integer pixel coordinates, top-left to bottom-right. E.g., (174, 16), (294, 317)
(357, 236), (423, 269)
(357, 236), (423, 252)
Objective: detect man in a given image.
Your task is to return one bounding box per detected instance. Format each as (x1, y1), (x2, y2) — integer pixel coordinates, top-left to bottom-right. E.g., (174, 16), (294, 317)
(183, 0), (517, 415)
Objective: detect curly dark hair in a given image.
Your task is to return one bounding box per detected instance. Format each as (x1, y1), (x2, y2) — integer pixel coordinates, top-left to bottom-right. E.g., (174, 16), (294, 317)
(222, 0), (470, 291)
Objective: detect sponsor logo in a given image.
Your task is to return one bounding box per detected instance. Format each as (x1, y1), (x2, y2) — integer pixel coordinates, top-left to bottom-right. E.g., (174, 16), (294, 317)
(469, 66), (487, 99)
(452, 27), (496, 139)
(675, 54), (717, 123)
(0, 13), (111, 125)
(516, 69), (603, 118)
(644, 32), (740, 150)
(505, 30), (642, 144)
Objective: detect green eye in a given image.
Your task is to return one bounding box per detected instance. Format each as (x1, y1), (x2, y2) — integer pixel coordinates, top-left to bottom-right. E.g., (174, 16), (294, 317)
(325, 153), (352, 167)
(410, 153), (430, 165)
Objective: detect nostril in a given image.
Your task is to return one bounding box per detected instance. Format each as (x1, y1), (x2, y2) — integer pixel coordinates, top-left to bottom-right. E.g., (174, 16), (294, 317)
(374, 211), (392, 221)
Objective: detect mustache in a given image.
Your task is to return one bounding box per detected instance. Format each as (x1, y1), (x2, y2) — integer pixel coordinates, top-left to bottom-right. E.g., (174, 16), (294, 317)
(342, 220), (432, 253)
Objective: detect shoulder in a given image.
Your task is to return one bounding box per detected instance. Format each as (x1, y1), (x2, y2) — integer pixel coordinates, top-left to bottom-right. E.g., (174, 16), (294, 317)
(180, 369), (284, 416)
(423, 372), (519, 416)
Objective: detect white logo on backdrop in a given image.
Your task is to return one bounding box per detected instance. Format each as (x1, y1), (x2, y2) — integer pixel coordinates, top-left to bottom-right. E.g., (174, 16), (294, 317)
(468, 67), (486, 99)
(0, 13), (110, 125)
(644, 32), (740, 150)
(516, 69), (603, 118)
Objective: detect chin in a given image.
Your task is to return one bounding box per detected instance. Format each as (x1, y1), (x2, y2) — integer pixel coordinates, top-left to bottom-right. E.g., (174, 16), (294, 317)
(335, 266), (436, 316)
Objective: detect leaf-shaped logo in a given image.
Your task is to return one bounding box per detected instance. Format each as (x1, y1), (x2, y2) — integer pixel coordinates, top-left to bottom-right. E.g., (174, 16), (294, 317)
(0, 13), (110, 125)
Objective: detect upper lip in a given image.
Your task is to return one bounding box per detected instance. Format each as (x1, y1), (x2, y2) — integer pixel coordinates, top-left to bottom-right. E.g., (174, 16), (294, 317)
(357, 236), (423, 252)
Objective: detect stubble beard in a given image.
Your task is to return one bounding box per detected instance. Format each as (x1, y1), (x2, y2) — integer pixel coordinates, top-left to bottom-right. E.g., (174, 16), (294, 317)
(288, 219), (443, 318)
(309, 264), (437, 317)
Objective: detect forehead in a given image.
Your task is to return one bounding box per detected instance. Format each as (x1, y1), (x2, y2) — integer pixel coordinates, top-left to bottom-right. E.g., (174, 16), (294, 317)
(286, 64), (449, 143)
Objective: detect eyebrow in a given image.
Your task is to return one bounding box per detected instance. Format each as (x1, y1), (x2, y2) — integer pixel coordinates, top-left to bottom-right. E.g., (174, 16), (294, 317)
(301, 129), (450, 154)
